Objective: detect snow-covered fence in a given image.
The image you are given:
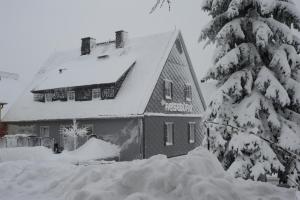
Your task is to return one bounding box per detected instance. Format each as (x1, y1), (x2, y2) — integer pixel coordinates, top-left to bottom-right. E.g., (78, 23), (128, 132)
(0, 135), (54, 149)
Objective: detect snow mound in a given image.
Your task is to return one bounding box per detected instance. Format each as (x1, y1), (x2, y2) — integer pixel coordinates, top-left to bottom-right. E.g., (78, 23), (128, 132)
(60, 137), (120, 162)
(0, 146), (54, 162)
(0, 147), (296, 200)
(0, 138), (120, 163)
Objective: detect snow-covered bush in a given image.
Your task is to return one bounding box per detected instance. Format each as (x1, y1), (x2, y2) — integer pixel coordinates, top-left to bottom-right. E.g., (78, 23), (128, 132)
(200, 0), (300, 181)
(60, 119), (88, 150)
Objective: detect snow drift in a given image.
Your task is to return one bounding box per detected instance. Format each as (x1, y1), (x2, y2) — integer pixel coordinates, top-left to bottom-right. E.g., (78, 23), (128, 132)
(0, 147), (296, 200)
(0, 138), (120, 163)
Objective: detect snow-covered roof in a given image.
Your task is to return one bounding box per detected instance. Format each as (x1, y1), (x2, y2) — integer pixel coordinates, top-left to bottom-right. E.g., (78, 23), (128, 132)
(3, 30), (199, 122)
(32, 52), (136, 91)
(0, 72), (25, 116)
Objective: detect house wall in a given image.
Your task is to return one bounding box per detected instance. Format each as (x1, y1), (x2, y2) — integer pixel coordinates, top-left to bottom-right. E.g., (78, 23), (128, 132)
(145, 37), (205, 114)
(7, 117), (143, 161)
(144, 116), (204, 158)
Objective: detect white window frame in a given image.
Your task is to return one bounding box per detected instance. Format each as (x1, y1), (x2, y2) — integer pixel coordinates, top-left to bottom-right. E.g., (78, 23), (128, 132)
(92, 88), (101, 100)
(188, 122), (196, 144)
(164, 79), (173, 100)
(185, 84), (192, 102)
(40, 126), (50, 138)
(67, 90), (75, 101)
(33, 93), (44, 102)
(164, 122), (174, 146)
(45, 93), (53, 102)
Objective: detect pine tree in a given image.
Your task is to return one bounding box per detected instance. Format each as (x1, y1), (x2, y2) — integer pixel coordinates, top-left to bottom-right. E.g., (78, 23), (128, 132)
(200, 0), (300, 181)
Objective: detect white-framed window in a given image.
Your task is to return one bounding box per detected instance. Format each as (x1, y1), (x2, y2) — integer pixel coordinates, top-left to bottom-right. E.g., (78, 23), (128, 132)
(82, 124), (94, 135)
(34, 93), (44, 102)
(40, 126), (50, 137)
(45, 93), (53, 102)
(185, 84), (192, 102)
(164, 79), (173, 100)
(188, 122), (196, 144)
(164, 122), (174, 146)
(92, 88), (101, 99)
(67, 90), (75, 101)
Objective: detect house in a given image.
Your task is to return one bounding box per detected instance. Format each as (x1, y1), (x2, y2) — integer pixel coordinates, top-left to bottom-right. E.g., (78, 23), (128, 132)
(3, 30), (206, 160)
(0, 71), (20, 137)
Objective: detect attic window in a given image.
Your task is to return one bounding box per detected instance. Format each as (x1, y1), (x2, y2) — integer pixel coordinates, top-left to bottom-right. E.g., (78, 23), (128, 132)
(97, 55), (109, 59)
(67, 91), (75, 101)
(92, 88), (101, 99)
(45, 93), (53, 102)
(175, 39), (183, 54)
(164, 80), (173, 100)
(34, 93), (45, 102)
(184, 84), (192, 102)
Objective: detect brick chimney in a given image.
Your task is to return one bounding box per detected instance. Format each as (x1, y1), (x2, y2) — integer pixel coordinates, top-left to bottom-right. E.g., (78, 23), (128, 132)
(81, 37), (96, 55)
(115, 30), (128, 48)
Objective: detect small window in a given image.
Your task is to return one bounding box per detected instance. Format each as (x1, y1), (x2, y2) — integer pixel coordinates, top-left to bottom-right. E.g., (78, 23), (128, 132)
(45, 93), (53, 102)
(164, 122), (174, 146)
(185, 84), (192, 102)
(175, 39), (183, 54)
(67, 91), (75, 101)
(92, 88), (101, 99)
(34, 93), (45, 102)
(164, 80), (173, 100)
(188, 122), (196, 144)
(40, 126), (50, 137)
(82, 124), (94, 135)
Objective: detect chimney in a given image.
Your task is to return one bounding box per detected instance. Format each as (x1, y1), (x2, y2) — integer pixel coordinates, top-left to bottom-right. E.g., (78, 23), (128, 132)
(115, 30), (128, 48)
(81, 37), (96, 55)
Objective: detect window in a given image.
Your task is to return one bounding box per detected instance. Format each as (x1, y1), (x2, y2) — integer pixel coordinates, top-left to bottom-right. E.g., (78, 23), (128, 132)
(82, 124), (94, 135)
(67, 91), (75, 101)
(185, 84), (192, 102)
(188, 122), (196, 144)
(34, 93), (45, 102)
(45, 93), (53, 102)
(164, 80), (173, 100)
(164, 122), (174, 146)
(102, 87), (115, 99)
(175, 39), (183, 54)
(40, 126), (50, 137)
(92, 88), (101, 99)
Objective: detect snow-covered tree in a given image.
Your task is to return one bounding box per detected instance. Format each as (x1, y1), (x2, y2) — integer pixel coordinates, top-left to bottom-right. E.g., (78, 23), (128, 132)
(200, 0), (300, 181)
(60, 119), (87, 150)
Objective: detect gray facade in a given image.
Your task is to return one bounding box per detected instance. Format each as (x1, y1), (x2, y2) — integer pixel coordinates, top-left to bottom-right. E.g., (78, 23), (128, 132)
(5, 32), (206, 161)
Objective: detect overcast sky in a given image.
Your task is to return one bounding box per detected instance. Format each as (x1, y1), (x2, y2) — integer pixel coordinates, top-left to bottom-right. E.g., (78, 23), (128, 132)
(0, 0), (215, 85)
(1, 0), (300, 85)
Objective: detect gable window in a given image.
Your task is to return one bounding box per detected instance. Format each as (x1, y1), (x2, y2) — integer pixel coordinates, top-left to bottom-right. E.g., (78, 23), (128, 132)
(164, 122), (174, 146)
(40, 126), (50, 137)
(67, 90), (75, 101)
(45, 93), (53, 102)
(92, 88), (101, 99)
(188, 122), (196, 144)
(185, 84), (192, 102)
(164, 80), (173, 100)
(175, 39), (183, 54)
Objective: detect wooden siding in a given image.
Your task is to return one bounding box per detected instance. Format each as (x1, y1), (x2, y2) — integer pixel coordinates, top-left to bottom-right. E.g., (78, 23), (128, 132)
(143, 116), (204, 158)
(145, 38), (205, 114)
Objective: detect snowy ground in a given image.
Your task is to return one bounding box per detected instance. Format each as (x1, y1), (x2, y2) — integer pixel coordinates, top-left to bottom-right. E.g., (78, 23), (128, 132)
(0, 143), (297, 200)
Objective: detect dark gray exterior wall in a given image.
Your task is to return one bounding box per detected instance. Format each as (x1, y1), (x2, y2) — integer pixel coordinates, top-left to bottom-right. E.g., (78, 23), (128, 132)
(7, 117), (143, 161)
(145, 37), (205, 114)
(143, 116), (204, 158)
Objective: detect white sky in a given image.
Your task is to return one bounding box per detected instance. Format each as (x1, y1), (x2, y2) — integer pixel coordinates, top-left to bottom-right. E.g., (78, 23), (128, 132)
(1, 0), (300, 90)
(0, 0), (214, 85)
